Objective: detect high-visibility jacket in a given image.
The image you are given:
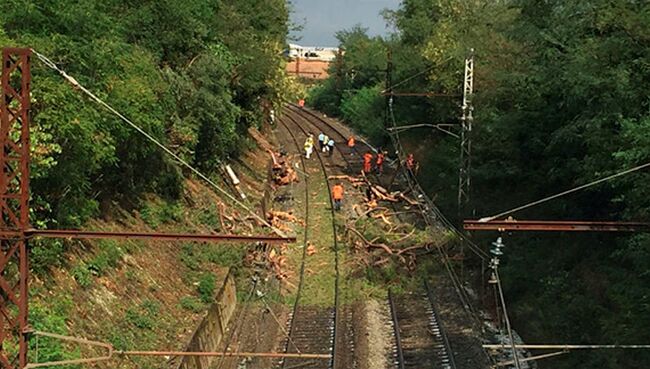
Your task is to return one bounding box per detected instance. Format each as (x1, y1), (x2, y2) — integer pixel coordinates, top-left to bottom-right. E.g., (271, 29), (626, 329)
(406, 155), (415, 170)
(376, 153), (385, 165)
(347, 137), (355, 147)
(363, 153), (373, 164)
(363, 153), (373, 172)
(332, 184), (344, 200)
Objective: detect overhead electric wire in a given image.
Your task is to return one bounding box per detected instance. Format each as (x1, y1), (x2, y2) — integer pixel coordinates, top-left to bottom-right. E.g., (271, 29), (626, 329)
(31, 50), (283, 237)
(387, 99), (488, 260)
(387, 98), (487, 326)
(386, 95), (495, 365)
(481, 161), (650, 222)
(380, 65), (435, 93)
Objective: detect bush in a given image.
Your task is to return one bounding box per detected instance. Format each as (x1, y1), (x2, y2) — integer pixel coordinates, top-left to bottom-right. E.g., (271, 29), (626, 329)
(30, 239), (66, 275)
(125, 300), (160, 329)
(340, 86), (387, 143)
(72, 263), (92, 288)
(179, 296), (205, 313)
(28, 298), (80, 365)
(308, 79), (341, 117)
(197, 273), (216, 303)
(87, 240), (124, 275)
(180, 244), (200, 270)
(140, 200), (183, 228)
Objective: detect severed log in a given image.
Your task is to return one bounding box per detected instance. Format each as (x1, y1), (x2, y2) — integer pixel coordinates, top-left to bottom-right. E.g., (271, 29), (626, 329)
(396, 244), (430, 255)
(370, 212), (393, 225)
(352, 206), (389, 221)
(391, 229), (415, 244)
(346, 226), (393, 254)
(397, 193), (418, 205)
(370, 186), (398, 202)
(267, 210), (303, 225)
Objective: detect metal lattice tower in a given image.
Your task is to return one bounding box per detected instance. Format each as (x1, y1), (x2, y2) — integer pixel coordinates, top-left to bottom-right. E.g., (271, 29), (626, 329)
(0, 48), (32, 369)
(458, 50), (474, 215)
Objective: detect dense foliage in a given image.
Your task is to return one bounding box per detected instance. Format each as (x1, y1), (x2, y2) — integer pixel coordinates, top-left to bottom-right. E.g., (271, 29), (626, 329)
(0, 0), (290, 228)
(310, 1), (650, 368)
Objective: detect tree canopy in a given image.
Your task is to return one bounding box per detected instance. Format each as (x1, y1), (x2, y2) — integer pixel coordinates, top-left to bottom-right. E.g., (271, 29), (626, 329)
(309, 0), (650, 368)
(0, 0), (290, 227)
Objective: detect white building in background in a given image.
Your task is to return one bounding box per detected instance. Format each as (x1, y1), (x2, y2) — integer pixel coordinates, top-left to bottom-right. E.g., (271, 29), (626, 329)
(286, 43), (340, 62)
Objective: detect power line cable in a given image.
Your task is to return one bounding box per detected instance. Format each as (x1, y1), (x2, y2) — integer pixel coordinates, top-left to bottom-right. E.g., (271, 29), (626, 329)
(481, 161), (650, 222)
(387, 98), (496, 368)
(386, 98), (489, 336)
(380, 65), (435, 94)
(31, 50), (283, 237)
(387, 99), (488, 260)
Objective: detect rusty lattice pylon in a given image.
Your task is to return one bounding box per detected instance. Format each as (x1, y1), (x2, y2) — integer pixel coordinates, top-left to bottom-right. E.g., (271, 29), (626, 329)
(0, 47), (300, 368)
(0, 48), (31, 368)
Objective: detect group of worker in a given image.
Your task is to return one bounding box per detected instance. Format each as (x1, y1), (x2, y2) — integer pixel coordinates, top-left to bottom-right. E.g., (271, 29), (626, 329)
(362, 150), (386, 174)
(331, 151), (419, 210)
(304, 132), (336, 158)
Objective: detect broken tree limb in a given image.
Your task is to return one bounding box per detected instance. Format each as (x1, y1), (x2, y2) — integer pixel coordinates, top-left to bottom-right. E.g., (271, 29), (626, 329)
(397, 193), (418, 205)
(370, 212), (393, 225)
(352, 206), (390, 222)
(396, 244), (430, 255)
(392, 229), (415, 244)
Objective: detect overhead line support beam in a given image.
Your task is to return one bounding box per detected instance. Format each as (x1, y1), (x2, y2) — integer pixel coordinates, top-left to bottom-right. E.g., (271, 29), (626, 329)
(21, 229), (295, 243)
(463, 220), (650, 232)
(381, 92), (459, 97)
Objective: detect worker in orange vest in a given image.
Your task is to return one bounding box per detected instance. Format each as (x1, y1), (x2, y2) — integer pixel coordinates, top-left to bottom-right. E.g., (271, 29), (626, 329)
(332, 182), (344, 211)
(363, 152), (373, 174)
(376, 151), (385, 174)
(298, 98), (305, 108)
(406, 153), (418, 174)
(347, 136), (356, 157)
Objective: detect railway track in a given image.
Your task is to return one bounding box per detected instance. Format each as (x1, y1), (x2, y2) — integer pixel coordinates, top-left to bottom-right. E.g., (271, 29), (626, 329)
(285, 104), (375, 174)
(388, 281), (456, 369)
(285, 106), (468, 369)
(275, 111), (343, 369)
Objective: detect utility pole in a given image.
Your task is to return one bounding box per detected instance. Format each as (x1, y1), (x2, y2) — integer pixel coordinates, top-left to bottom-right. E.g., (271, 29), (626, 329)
(295, 48), (301, 76)
(458, 49), (474, 217)
(335, 47), (344, 105)
(384, 48), (393, 130)
(0, 47), (31, 369)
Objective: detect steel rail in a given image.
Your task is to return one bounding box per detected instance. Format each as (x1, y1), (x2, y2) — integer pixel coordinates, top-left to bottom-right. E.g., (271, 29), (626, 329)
(424, 280), (457, 369)
(276, 113), (312, 366)
(387, 290), (406, 369)
(281, 110), (341, 369)
(286, 104), (377, 155)
(286, 104), (390, 190)
(289, 106), (461, 368)
(22, 229), (295, 244)
(386, 97), (495, 366)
